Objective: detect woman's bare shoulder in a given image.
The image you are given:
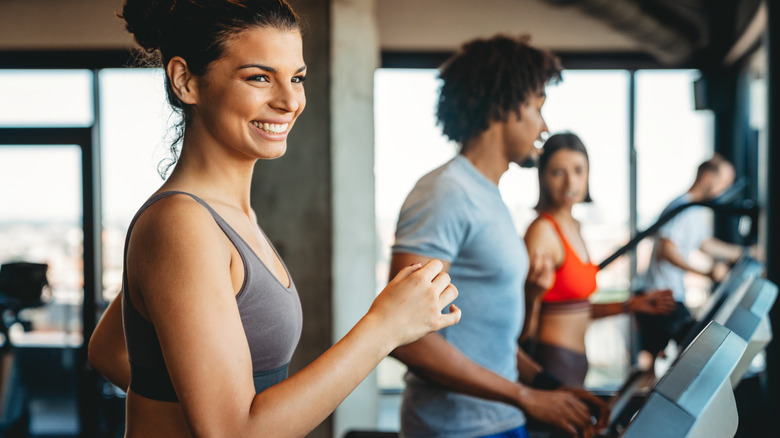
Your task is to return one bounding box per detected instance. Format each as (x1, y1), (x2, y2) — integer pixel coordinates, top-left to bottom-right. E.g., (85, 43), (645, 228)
(127, 193), (232, 275)
(132, 193), (220, 238)
(524, 215), (564, 260)
(525, 215), (557, 240)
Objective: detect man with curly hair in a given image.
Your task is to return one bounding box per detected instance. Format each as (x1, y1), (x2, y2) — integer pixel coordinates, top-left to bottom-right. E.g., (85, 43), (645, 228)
(389, 35), (606, 438)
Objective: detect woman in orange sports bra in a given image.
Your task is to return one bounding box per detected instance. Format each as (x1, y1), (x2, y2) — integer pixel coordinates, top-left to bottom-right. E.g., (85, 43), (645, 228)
(522, 133), (674, 387)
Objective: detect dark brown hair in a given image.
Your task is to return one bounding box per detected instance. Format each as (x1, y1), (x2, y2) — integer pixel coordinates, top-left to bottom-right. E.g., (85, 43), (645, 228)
(436, 34), (562, 148)
(119, 0), (300, 177)
(535, 132), (593, 211)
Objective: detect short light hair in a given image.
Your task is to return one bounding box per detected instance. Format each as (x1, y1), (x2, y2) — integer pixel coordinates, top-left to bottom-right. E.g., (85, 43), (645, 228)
(695, 153), (732, 182)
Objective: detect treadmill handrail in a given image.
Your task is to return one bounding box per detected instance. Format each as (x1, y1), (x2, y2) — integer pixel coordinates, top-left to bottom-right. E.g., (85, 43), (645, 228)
(598, 178), (755, 271)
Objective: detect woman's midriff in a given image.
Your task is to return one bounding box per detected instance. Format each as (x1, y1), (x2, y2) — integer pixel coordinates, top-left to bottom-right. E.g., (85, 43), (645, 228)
(125, 390), (193, 437)
(537, 304), (591, 353)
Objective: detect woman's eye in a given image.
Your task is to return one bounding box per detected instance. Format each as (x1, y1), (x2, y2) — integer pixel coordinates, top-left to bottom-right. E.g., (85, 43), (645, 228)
(292, 75), (306, 84)
(248, 75), (270, 82)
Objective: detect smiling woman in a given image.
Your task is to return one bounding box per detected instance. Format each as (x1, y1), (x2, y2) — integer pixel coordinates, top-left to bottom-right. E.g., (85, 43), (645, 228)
(521, 133), (675, 388)
(86, 1), (461, 437)
(182, 27), (306, 162)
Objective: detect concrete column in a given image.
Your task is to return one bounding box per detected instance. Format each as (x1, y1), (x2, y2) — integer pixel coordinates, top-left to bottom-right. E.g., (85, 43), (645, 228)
(250, 1), (380, 437)
(251, 0), (332, 436)
(331, 1), (380, 437)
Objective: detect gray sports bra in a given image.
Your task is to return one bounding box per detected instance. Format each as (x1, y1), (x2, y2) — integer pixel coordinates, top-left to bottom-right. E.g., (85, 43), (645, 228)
(122, 191), (302, 402)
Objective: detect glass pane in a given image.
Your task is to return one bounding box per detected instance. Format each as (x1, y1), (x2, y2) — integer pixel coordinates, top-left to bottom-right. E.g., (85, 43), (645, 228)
(0, 145), (83, 346)
(100, 68), (173, 301)
(374, 68), (457, 290)
(374, 68), (457, 395)
(635, 70), (715, 309)
(0, 145), (82, 436)
(539, 70), (632, 289)
(374, 69), (635, 392)
(636, 70), (714, 228)
(0, 70), (93, 127)
(543, 70), (632, 388)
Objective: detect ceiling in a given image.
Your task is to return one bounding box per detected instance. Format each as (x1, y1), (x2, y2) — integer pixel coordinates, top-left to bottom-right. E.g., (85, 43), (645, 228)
(377, 0), (764, 67)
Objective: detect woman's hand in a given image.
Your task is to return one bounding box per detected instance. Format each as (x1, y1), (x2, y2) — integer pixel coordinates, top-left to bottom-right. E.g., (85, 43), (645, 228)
(368, 259), (461, 349)
(526, 249), (555, 300)
(628, 289), (675, 315)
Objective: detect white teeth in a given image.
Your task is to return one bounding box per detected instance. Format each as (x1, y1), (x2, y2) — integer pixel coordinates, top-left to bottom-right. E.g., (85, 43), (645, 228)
(264, 123), (287, 133)
(252, 121), (288, 133)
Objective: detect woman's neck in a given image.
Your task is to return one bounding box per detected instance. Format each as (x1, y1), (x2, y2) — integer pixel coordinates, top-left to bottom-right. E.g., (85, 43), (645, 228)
(544, 206), (576, 224)
(162, 140), (256, 214)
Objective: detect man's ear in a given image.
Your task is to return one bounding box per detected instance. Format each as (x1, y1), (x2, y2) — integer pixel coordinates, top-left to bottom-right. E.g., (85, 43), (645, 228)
(166, 56), (198, 105)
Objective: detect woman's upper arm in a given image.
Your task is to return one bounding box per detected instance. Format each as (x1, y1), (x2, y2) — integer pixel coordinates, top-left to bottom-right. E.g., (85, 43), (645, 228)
(524, 219), (562, 266)
(128, 196), (256, 436)
(88, 291), (130, 390)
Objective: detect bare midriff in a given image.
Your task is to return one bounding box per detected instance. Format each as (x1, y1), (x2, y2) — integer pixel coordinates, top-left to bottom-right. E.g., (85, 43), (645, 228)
(125, 391), (193, 438)
(536, 300), (591, 353)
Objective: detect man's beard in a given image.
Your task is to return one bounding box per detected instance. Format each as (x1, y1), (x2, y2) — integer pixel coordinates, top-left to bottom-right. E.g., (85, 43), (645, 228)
(518, 154), (539, 168)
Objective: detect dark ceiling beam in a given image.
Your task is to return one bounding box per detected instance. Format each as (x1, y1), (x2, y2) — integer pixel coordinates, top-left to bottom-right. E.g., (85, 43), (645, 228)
(381, 50), (670, 70)
(537, 0), (703, 66)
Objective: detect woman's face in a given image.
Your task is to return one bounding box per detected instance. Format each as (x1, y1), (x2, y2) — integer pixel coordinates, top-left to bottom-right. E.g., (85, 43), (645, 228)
(191, 26), (306, 160)
(542, 148), (589, 208)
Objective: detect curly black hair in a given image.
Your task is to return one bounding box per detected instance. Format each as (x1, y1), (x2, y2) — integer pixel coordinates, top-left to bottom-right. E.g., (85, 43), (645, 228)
(436, 35), (562, 148)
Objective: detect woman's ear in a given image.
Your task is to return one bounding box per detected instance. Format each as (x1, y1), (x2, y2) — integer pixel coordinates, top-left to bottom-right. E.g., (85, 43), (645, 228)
(167, 56), (198, 105)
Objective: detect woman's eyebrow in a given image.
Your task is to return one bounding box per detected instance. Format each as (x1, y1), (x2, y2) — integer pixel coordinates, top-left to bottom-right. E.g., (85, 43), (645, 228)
(238, 64), (307, 74)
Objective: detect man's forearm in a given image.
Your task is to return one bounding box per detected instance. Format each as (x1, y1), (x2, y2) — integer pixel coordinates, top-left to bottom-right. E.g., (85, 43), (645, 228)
(391, 332), (523, 407)
(700, 237), (743, 262)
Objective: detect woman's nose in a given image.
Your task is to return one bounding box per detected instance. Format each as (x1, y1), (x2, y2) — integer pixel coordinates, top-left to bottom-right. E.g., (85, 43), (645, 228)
(272, 84), (301, 113)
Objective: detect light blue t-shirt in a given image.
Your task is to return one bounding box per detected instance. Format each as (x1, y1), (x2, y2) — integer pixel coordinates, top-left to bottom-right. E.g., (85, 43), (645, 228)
(640, 193), (711, 302)
(392, 155), (529, 438)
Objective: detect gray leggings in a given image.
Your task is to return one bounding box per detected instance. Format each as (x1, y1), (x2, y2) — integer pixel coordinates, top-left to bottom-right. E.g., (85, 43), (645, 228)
(534, 342), (588, 388)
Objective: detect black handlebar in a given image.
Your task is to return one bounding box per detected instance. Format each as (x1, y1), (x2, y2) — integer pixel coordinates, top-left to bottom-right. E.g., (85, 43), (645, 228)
(597, 178), (758, 271)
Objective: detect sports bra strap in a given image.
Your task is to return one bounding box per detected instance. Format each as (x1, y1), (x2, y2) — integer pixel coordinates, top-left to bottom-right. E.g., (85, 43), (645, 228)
(539, 211), (565, 236)
(539, 211), (590, 264)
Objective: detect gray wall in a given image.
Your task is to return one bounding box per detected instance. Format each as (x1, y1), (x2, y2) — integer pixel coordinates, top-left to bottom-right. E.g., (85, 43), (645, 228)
(331, 1), (381, 436)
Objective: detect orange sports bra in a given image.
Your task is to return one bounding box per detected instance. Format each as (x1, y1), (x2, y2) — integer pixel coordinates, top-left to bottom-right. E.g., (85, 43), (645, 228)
(539, 212), (599, 302)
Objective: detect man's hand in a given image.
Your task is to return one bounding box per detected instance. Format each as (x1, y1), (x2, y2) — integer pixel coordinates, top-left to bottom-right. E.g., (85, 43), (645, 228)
(709, 261), (729, 283)
(517, 385), (595, 437)
(629, 289), (675, 315)
(560, 386), (610, 432)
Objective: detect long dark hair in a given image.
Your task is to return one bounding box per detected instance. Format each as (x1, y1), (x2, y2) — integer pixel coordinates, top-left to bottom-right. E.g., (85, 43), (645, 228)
(119, 0), (301, 177)
(535, 132), (593, 211)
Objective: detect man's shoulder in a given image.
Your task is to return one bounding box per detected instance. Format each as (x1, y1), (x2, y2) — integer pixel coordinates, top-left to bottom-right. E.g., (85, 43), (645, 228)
(411, 160), (474, 200)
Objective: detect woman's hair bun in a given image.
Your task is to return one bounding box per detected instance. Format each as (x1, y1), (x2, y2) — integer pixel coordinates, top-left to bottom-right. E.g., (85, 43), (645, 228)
(119, 0), (175, 52)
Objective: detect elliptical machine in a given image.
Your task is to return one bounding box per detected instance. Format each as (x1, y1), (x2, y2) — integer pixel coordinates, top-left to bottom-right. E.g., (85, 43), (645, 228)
(0, 262), (49, 437)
